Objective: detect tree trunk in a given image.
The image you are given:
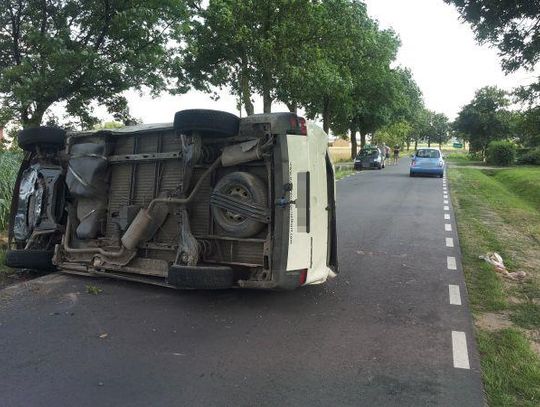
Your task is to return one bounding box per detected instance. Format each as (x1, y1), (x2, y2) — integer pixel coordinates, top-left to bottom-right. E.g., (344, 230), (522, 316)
(262, 71), (272, 113)
(427, 136), (431, 147)
(21, 105), (46, 128)
(360, 131), (366, 148)
(414, 138), (418, 150)
(240, 72), (254, 116)
(406, 139), (410, 151)
(286, 101), (298, 114)
(322, 96), (330, 134)
(350, 122), (357, 160)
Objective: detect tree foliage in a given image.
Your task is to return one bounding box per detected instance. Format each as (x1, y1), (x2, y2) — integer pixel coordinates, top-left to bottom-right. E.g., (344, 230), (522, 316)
(446, 0), (540, 102)
(0, 0), (189, 128)
(453, 86), (513, 155)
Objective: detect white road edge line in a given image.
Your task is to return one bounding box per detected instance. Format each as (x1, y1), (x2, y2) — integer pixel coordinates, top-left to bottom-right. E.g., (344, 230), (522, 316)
(445, 223), (452, 231)
(444, 205), (450, 211)
(444, 214), (450, 220)
(447, 256), (457, 270)
(449, 285), (462, 305)
(452, 331), (470, 369)
(446, 237), (454, 247)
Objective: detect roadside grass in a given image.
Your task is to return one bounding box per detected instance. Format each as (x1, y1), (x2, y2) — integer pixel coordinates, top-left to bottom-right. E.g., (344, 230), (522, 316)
(0, 151), (22, 229)
(329, 147), (352, 163)
(335, 168), (354, 180)
(445, 152), (484, 166)
(478, 328), (540, 407)
(449, 166), (540, 406)
(0, 246), (16, 288)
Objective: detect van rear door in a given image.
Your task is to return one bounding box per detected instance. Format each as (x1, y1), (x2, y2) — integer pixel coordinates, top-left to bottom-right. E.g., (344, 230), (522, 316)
(285, 134), (311, 271)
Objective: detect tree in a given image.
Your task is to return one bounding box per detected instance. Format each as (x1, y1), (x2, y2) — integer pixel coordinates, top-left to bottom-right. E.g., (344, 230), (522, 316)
(446, 0), (540, 101)
(453, 86), (513, 156)
(430, 112), (450, 148)
(0, 0), (189, 128)
(373, 120), (413, 149)
(516, 106), (540, 147)
(183, 0), (318, 115)
(348, 64), (423, 158)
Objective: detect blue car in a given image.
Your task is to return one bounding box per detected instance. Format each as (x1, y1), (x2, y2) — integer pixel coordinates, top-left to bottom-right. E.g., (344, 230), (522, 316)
(409, 148), (445, 177)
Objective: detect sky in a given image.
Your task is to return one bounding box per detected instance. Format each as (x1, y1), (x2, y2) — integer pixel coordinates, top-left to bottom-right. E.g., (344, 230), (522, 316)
(107, 0), (537, 125)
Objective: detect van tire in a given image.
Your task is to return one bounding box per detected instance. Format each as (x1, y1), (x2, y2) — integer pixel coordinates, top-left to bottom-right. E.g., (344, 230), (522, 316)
(212, 172), (267, 238)
(5, 249), (55, 271)
(18, 127), (66, 152)
(173, 109), (240, 137)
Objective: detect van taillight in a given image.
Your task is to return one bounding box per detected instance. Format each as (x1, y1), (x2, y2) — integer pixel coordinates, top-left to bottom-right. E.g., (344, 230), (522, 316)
(299, 269), (308, 285)
(288, 116), (307, 136)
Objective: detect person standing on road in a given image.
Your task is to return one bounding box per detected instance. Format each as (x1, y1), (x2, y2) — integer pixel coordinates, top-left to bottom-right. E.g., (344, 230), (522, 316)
(393, 145), (400, 165)
(384, 144), (391, 163)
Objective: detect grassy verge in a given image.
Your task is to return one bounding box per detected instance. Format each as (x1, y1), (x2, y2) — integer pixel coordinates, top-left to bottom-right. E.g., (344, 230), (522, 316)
(449, 166), (540, 406)
(335, 168), (354, 180)
(445, 152), (484, 166)
(0, 246), (17, 288)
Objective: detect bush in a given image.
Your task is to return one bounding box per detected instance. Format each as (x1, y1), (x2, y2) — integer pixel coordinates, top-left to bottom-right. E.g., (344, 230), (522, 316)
(486, 141), (516, 166)
(517, 147), (540, 165)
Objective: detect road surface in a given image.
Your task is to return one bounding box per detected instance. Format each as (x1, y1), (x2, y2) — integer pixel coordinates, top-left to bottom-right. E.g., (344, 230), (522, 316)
(0, 159), (484, 406)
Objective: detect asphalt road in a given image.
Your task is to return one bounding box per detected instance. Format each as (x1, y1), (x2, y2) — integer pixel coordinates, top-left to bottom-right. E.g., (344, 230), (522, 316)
(0, 158), (484, 407)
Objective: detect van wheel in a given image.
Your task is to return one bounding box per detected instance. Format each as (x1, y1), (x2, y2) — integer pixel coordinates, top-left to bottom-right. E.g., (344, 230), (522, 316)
(173, 109), (240, 137)
(18, 127), (66, 153)
(5, 249), (55, 271)
(212, 172), (267, 238)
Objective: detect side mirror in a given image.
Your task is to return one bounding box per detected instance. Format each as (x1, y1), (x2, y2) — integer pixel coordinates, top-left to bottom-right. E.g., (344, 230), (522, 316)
(410, 154), (414, 158)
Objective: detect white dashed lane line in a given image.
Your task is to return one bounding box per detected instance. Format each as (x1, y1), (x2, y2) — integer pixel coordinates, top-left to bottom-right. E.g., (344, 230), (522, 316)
(447, 256), (457, 270)
(445, 223), (452, 231)
(443, 199), (449, 204)
(444, 205), (450, 211)
(452, 331), (471, 369)
(449, 285), (462, 305)
(444, 214), (450, 220)
(446, 237), (454, 247)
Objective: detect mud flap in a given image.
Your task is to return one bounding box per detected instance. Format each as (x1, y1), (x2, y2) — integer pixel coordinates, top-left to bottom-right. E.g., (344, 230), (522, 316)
(168, 265), (234, 289)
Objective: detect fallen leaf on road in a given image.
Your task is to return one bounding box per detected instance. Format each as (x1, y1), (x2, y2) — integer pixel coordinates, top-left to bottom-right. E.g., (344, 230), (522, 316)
(99, 333), (108, 339)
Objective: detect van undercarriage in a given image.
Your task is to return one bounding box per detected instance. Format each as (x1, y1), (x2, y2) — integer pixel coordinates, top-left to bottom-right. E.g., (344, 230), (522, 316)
(7, 110), (337, 290)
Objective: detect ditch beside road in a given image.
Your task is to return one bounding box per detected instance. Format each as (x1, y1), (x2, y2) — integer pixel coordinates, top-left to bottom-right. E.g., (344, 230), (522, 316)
(447, 163), (540, 407)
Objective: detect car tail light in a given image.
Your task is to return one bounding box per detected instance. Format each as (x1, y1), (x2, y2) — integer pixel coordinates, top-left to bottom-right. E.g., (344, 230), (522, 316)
(438, 161), (444, 167)
(288, 116), (307, 136)
(299, 269), (308, 285)
(411, 160), (416, 167)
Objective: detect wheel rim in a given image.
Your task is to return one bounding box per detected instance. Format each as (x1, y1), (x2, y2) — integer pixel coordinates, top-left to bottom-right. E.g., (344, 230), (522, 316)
(222, 184), (251, 224)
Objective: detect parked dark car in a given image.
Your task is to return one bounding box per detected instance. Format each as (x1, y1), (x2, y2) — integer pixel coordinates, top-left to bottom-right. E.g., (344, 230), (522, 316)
(354, 146), (384, 170)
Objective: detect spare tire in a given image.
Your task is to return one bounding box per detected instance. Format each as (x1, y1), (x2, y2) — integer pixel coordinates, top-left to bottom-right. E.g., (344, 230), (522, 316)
(174, 109), (239, 137)
(5, 249), (55, 271)
(212, 172), (267, 238)
(18, 127), (66, 152)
